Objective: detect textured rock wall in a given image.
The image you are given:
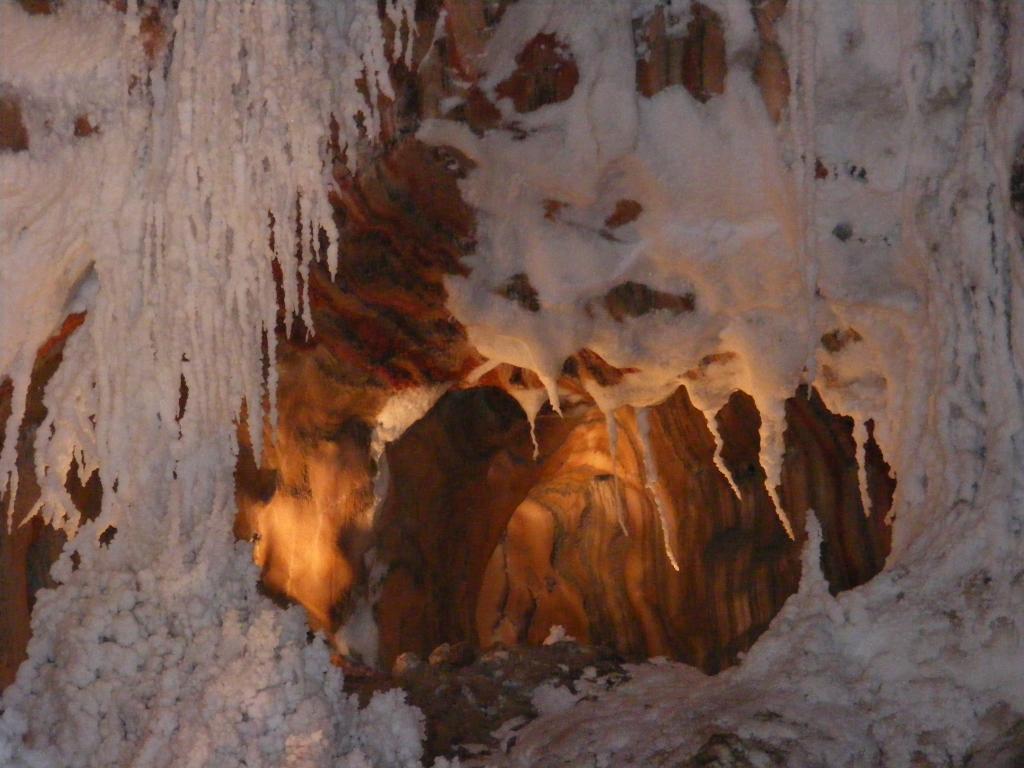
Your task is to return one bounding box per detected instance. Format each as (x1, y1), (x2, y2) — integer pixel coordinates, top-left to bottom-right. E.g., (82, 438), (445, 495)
(375, 383), (892, 674)
(2, 0), (895, 686)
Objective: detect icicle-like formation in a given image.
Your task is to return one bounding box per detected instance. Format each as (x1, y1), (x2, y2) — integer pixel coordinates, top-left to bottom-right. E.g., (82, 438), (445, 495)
(704, 408), (741, 501)
(89, 0), (351, 532)
(754, 398), (796, 540)
(636, 408), (680, 571)
(28, 318), (99, 537)
(2, 0), (364, 533)
(384, 0), (418, 70)
(0, 123), (116, 530)
(538, 370), (563, 417)
(509, 386), (548, 460)
(686, 381), (744, 503)
(0, 361), (29, 528)
(852, 419), (872, 518)
(796, 505), (828, 597)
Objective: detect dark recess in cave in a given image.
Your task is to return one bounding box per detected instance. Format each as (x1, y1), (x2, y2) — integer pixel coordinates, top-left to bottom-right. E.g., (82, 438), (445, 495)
(368, 382), (894, 675)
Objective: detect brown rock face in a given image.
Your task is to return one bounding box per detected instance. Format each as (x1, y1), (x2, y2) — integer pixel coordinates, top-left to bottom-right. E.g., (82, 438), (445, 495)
(634, 2), (727, 102)
(1011, 141), (1024, 218)
(633, 1), (790, 120)
(233, 359), (384, 632)
(0, 95), (29, 152)
(306, 136), (478, 390)
(14, 0), (53, 15)
(233, 130), (483, 633)
(495, 33), (580, 113)
(680, 2), (727, 103)
(495, 273), (541, 313)
(368, 384), (892, 675)
(604, 199), (643, 229)
(374, 388), (584, 668)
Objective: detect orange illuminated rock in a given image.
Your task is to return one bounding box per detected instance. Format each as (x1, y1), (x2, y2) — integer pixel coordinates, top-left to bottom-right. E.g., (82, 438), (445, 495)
(373, 388), (584, 670)
(371, 384), (892, 675)
(233, 358), (383, 633)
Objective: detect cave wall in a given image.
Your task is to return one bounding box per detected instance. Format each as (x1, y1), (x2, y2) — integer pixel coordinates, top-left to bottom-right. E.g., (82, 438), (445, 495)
(2, 0), (895, 687)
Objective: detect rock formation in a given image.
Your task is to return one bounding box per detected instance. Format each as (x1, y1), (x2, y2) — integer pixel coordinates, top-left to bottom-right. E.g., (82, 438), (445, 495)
(1, 0), (897, 695)
(5, 0), (1023, 765)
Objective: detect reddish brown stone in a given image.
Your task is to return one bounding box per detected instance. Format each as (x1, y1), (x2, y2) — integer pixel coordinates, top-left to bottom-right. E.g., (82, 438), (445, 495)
(0, 96), (29, 153)
(604, 199), (643, 229)
(139, 6), (167, 63)
(495, 33), (580, 113)
(680, 2), (727, 103)
(783, 388), (893, 595)
(16, 0), (54, 14)
(604, 281), (696, 322)
(634, 2), (726, 102)
(462, 86), (503, 134)
(495, 273), (541, 312)
(542, 199), (566, 221)
(575, 348), (630, 387)
(73, 115), (97, 138)
(374, 387), (583, 670)
(233, 367), (382, 634)
(366, 383), (893, 675)
(307, 137), (478, 389)
(634, 6), (673, 98)
(751, 0), (791, 123)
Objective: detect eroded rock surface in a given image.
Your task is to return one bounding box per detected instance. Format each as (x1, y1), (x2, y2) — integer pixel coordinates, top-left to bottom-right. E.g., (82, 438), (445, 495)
(343, 639), (629, 763)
